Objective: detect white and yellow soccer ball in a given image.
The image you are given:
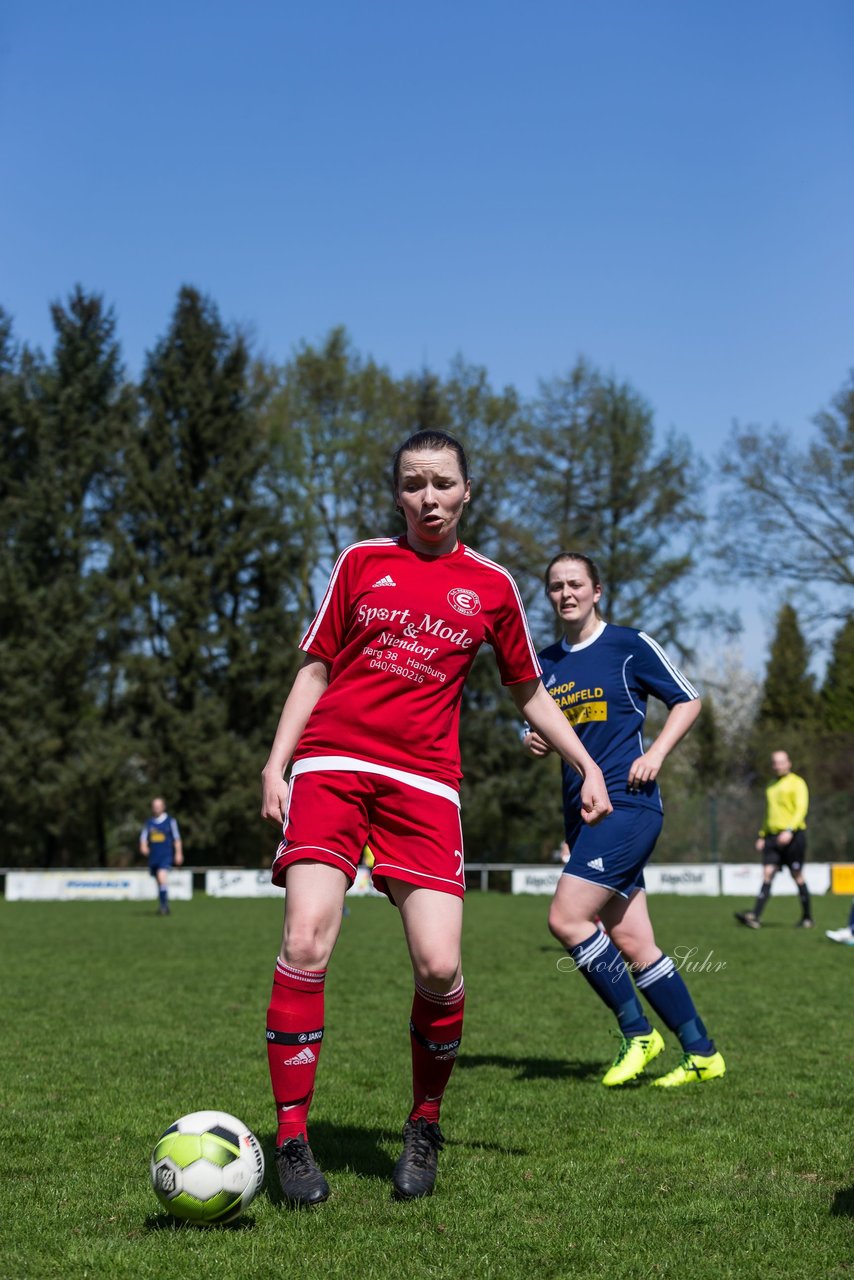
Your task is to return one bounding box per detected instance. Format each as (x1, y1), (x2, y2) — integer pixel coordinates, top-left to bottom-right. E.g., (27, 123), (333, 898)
(150, 1110), (265, 1225)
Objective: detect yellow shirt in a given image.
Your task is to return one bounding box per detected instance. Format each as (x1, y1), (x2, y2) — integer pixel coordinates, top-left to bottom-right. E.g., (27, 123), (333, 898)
(760, 772), (809, 836)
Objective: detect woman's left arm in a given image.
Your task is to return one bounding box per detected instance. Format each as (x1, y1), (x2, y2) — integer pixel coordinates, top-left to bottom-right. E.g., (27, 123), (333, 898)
(628, 698), (702, 788)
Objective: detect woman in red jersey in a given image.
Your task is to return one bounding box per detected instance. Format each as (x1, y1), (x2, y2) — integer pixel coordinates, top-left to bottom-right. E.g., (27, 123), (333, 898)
(260, 430), (612, 1206)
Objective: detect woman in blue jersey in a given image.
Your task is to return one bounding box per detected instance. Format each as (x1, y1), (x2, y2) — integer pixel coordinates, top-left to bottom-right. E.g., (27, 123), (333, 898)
(524, 552), (725, 1088)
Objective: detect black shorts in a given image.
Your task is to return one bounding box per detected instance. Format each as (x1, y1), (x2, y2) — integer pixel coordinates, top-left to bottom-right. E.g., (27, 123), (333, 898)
(762, 830), (806, 872)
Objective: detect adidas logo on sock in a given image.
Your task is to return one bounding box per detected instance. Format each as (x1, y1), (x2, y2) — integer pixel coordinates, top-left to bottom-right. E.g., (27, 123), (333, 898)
(587, 857), (605, 871)
(282, 1047), (316, 1066)
(372, 574), (396, 588)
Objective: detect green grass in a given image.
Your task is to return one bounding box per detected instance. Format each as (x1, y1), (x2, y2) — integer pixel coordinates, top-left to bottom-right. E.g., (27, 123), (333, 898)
(2, 892), (853, 1279)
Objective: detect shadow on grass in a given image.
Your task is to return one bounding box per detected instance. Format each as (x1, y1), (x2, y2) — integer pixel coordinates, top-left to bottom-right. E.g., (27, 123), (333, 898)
(260, 1119), (528, 1200)
(260, 1122), (396, 1201)
(831, 1185), (854, 1218)
(457, 1052), (601, 1082)
(145, 1213), (256, 1232)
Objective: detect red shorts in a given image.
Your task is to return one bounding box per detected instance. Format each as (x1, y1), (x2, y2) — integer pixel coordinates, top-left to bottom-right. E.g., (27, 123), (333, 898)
(271, 761), (465, 899)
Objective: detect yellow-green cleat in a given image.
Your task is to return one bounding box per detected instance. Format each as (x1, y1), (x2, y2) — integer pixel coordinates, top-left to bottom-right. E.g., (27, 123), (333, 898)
(651, 1050), (726, 1087)
(601, 1027), (665, 1086)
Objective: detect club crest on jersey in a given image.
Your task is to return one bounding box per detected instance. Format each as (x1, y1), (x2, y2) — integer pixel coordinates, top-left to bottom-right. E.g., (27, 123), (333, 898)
(447, 587), (481, 616)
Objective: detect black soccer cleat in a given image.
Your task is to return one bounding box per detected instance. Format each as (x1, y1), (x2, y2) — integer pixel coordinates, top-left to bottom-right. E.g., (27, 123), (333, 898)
(734, 911), (760, 930)
(275, 1135), (329, 1207)
(392, 1117), (445, 1200)
(796, 917), (815, 929)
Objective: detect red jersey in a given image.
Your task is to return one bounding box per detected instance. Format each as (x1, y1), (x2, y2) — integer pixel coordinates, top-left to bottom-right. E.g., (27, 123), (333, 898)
(294, 536), (541, 790)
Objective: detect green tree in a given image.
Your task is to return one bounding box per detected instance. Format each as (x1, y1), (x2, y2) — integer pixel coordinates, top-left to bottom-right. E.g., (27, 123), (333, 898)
(258, 327), (405, 620)
(693, 695), (725, 788)
(820, 614), (854, 733)
(0, 290), (134, 865)
(522, 360), (708, 649)
(119, 287), (301, 864)
(810, 615), (854, 852)
(748, 603), (817, 784)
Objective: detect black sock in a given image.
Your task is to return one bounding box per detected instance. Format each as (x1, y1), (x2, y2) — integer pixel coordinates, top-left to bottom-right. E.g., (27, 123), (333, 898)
(797, 882), (812, 919)
(753, 881), (772, 918)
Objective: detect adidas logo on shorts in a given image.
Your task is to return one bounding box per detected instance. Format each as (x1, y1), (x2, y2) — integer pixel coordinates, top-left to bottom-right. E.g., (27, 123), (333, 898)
(372, 574), (396, 588)
(587, 857), (605, 871)
(282, 1047), (317, 1066)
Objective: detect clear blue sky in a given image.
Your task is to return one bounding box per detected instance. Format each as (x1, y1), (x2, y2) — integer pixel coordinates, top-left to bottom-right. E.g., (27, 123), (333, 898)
(2, 1), (852, 669)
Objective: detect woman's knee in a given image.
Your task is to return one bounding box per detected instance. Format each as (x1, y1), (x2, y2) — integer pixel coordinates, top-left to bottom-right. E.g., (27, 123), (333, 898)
(548, 898), (596, 948)
(412, 953), (461, 992)
(548, 899), (569, 941)
(281, 913), (339, 969)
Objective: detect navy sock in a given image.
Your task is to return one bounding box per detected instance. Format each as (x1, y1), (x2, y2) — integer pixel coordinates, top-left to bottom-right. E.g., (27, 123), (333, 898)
(569, 930), (650, 1037)
(635, 953), (714, 1054)
(159, 886), (168, 908)
(849, 901), (854, 931)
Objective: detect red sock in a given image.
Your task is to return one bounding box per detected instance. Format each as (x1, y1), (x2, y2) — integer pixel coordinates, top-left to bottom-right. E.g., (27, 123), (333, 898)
(266, 958), (326, 1145)
(408, 977), (465, 1124)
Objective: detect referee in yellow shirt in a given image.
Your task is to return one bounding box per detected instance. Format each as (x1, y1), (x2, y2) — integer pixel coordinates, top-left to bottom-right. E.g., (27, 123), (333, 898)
(736, 750), (812, 929)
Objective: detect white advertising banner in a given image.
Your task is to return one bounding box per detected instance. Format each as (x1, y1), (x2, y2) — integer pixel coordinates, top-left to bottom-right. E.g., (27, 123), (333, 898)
(511, 868), (563, 895)
(644, 865), (720, 895)
(5, 869), (193, 902)
(206, 870), (284, 898)
(720, 862), (831, 896)
(205, 866), (384, 898)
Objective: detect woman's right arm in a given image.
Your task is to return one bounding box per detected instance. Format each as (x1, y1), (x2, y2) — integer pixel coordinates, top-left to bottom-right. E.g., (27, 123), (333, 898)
(260, 655), (331, 824)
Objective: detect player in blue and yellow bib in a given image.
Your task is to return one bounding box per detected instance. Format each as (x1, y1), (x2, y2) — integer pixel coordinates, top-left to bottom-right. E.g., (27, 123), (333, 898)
(524, 552), (726, 1088)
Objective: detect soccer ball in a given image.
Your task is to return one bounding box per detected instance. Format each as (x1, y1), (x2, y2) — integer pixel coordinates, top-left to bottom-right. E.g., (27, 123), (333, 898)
(150, 1110), (265, 1224)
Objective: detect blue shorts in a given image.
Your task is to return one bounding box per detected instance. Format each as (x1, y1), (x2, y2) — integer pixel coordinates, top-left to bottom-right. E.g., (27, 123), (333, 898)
(563, 806), (663, 898)
(148, 860), (172, 878)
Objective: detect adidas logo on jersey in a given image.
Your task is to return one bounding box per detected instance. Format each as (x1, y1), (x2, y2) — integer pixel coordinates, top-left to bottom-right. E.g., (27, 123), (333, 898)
(545, 673), (557, 688)
(282, 1047), (316, 1066)
(372, 575), (396, 588)
(587, 857), (605, 871)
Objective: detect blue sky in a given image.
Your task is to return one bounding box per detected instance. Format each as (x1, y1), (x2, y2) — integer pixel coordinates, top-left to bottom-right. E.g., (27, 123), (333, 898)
(2, 1), (852, 671)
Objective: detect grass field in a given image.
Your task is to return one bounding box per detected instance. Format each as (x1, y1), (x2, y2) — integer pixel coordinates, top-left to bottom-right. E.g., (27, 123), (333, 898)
(2, 890), (853, 1279)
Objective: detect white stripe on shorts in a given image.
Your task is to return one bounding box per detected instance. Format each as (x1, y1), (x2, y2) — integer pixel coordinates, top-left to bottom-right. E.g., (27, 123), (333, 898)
(290, 755), (460, 806)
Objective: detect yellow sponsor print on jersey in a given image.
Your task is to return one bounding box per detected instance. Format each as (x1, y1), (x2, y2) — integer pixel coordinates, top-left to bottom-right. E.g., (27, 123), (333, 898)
(565, 702), (608, 724)
(150, 831), (166, 843)
(548, 681), (608, 724)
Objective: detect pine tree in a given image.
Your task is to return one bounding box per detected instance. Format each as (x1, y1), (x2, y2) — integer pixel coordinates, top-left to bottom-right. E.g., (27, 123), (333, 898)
(0, 290), (134, 864)
(820, 615), (854, 733)
(694, 695), (725, 788)
(119, 287), (302, 863)
(747, 602), (818, 783)
(756, 603), (817, 729)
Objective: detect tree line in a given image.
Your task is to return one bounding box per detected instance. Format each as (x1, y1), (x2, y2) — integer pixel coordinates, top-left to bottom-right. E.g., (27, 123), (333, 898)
(1, 286), (852, 868)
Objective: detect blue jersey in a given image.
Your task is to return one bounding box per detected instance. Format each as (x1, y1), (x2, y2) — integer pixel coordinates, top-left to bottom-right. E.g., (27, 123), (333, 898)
(537, 621), (698, 834)
(141, 814), (181, 864)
